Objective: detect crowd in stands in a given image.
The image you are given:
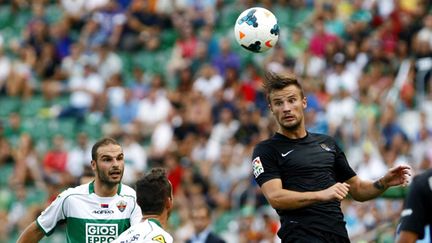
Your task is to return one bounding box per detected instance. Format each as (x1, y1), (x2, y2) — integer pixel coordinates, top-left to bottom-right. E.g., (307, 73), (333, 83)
(0, 0), (431, 242)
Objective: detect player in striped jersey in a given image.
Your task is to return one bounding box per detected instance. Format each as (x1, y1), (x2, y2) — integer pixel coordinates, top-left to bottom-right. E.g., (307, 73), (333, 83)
(17, 137), (142, 243)
(112, 167), (173, 243)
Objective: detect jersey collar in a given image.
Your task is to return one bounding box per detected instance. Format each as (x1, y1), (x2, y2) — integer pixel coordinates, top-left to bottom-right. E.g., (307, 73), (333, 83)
(148, 218), (162, 227)
(89, 181), (122, 195)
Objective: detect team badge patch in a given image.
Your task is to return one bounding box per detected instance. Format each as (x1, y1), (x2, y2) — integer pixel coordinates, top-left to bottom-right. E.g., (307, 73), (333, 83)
(252, 156), (264, 178)
(152, 235), (166, 243)
(320, 143), (332, 152)
(116, 200), (127, 212)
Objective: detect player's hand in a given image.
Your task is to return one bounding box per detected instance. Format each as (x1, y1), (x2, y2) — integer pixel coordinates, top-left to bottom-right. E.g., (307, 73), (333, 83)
(382, 165), (411, 188)
(318, 182), (350, 201)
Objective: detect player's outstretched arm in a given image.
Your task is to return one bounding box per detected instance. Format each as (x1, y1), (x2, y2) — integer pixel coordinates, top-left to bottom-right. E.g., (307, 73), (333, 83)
(17, 221), (45, 243)
(347, 165), (411, 202)
(261, 179), (350, 210)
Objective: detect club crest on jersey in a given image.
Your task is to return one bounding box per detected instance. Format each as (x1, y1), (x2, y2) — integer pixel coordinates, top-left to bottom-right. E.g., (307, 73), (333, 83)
(252, 156), (264, 178)
(320, 143), (332, 152)
(117, 200), (127, 212)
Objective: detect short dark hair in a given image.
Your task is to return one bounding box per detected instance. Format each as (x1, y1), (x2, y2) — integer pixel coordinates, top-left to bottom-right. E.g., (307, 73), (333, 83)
(263, 72), (304, 103)
(91, 137), (121, 160)
(136, 167), (172, 215)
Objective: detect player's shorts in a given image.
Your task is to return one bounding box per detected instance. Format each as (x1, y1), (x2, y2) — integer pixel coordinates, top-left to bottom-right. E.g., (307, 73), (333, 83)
(279, 224), (350, 243)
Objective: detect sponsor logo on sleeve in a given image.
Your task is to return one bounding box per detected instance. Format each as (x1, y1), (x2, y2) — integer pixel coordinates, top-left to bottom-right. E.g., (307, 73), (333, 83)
(252, 156), (264, 178)
(86, 223), (117, 243)
(152, 235), (166, 243)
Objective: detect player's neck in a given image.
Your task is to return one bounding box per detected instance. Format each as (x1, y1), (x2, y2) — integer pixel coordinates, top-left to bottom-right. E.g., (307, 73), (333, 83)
(94, 180), (119, 197)
(279, 127), (307, 139)
(143, 212), (168, 229)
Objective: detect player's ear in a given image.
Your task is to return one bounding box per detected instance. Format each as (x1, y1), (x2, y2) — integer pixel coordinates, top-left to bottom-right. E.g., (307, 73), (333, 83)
(302, 96), (307, 109)
(166, 196), (173, 210)
(90, 160), (96, 171)
(268, 103), (273, 113)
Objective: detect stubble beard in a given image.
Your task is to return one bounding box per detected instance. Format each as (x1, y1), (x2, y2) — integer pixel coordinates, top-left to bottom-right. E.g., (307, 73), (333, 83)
(280, 117), (302, 132)
(96, 164), (123, 187)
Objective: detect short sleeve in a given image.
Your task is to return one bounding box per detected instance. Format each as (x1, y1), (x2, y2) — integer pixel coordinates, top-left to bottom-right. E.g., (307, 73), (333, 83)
(36, 190), (69, 235)
(252, 143), (281, 187)
(130, 199), (143, 226)
(398, 176), (428, 238)
(333, 143), (356, 182)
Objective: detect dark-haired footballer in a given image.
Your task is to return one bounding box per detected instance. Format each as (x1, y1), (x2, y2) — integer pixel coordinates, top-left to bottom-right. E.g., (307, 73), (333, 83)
(252, 72), (411, 242)
(112, 167), (173, 243)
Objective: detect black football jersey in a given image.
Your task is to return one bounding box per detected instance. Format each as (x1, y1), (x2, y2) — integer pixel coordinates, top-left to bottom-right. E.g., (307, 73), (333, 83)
(252, 132), (356, 239)
(398, 169), (432, 240)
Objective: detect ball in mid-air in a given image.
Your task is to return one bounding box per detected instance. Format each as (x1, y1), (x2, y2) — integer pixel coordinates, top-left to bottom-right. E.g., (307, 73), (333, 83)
(234, 7), (279, 53)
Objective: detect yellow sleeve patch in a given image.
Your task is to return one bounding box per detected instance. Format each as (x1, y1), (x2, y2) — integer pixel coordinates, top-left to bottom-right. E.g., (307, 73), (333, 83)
(152, 235), (166, 243)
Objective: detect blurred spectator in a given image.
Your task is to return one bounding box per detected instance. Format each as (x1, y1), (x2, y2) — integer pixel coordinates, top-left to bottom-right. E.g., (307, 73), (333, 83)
(136, 77), (172, 137)
(119, 0), (162, 51)
(79, 0), (126, 49)
(308, 16), (339, 57)
(11, 133), (45, 189)
(42, 135), (73, 187)
(3, 112), (24, 147)
(110, 88), (139, 127)
(0, 37), (12, 94)
(90, 42), (123, 81)
(411, 111), (432, 172)
(128, 66), (151, 100)
(186, 204), (226, 243)
(7, 45), (36, 98)
(284, 28), (308, 60)
(167, 22), (198, 77)
(148, 109), (175, 161)
(66, 132), (92, 181)
(58, 63), (104, 122)
(325, 52), (358, 96)
(60, 0), (87, 30)
(356, 141), (388, 180)
(122, 131), (147, 185)
(211, 38), (241, 77)
(193, 63), (224, 100)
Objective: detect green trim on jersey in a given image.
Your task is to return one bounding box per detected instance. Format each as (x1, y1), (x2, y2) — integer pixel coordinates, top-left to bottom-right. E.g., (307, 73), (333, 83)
(148, 218), (162, 228)
(89, 181), (123, 195)
(36, 218), (49, 235)
(66, 217), (131, 243)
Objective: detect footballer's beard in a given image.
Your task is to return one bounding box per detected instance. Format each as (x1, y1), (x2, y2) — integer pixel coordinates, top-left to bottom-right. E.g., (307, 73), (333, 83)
(96, 165), (123, 187)
(280, 116), (302, 132)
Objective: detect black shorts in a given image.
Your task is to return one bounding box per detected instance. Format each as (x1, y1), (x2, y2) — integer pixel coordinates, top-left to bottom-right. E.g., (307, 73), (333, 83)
(280, 225), (350, 243)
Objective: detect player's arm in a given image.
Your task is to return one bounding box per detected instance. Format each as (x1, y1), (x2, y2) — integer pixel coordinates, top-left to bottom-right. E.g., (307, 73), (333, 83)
(260, 178), (350, 210)
(346, 165), (411, 202)
(17, 221), (45, 243)
(396, 231), (418, 243)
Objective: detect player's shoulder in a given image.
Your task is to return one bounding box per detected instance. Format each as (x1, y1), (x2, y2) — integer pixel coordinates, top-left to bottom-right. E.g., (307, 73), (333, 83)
(114, 220), (173, 243)
(412, 169), (432, 186)
(59, 182), (91, 197)
(307, 132), (332, 141)
(119, 183), (137, 197)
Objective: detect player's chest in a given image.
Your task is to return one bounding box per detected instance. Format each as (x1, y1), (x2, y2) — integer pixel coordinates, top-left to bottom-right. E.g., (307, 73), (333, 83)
(276, 142), (336, 170)
(64, 196), (132, 219)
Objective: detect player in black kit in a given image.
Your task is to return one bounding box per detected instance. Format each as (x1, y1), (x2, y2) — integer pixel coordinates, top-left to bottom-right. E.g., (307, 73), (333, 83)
(252, 72), (411, 243)
(396, 169), (432, 243)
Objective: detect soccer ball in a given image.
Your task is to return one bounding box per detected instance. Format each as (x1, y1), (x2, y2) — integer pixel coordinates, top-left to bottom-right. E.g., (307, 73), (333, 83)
(234, 7), (279, 53)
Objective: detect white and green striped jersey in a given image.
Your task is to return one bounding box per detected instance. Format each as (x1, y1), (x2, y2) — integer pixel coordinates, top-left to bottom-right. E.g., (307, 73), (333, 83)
(36, 181), (142, 243)
(112, 218), (173, 243)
